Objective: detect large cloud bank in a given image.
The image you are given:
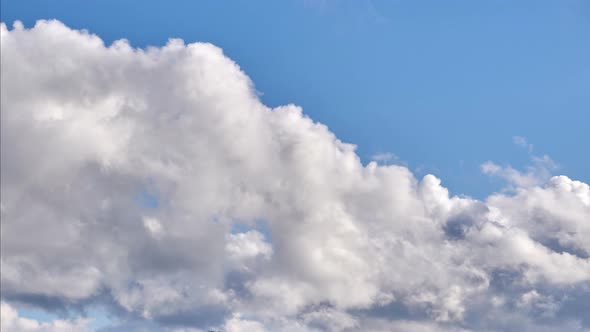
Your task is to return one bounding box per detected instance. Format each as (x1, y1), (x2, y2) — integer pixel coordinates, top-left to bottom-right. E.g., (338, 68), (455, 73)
(1, 20), (589, 332)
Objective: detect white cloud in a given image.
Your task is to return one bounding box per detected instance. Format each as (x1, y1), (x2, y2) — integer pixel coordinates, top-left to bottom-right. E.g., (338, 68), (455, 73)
(224, 314), (268, 332)
(516, 290), (560, 316)
(226, 231), (272, 261)
(1, 20), (589, 332)
(143, 216), (163, 234)
(0, 302), (91, 332)
(513, 136), (533, 152)
(482, 154), (558, 189)
(370, 152), (398, 163)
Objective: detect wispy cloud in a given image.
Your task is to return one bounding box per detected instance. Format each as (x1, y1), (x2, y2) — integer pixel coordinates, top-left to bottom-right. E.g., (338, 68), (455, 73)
(513, 135), (534, 153)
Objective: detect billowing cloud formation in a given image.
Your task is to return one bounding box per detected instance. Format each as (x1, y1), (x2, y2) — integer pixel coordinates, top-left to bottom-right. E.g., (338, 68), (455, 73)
(1, 20), (589, 332)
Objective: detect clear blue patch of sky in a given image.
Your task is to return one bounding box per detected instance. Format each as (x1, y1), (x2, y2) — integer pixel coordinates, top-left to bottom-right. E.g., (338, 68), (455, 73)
(17, 305), (112, 330)
(17, 306), (57, 323)
(136, 188), (159, 209)
(2, 0), (588, 199)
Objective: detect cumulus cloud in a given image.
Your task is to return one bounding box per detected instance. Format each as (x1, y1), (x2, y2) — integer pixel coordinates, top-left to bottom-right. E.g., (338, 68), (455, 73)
(1, 20), (589, 332)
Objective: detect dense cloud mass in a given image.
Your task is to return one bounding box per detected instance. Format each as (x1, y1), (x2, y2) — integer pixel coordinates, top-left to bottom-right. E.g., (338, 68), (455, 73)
(1, 20), (589, 332)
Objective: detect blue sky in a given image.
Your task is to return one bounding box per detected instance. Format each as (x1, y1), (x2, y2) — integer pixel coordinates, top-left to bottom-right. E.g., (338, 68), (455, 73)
(2, 0), (588, 199)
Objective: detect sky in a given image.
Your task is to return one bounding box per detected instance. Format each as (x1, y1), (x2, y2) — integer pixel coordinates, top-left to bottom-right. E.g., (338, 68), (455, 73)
(1, 1), (589, 332)
(1, 0), (589, 198)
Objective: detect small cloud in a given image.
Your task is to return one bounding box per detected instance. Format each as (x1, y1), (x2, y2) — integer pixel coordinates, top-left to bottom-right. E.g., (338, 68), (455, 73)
(143, 217), (163, 236)
(512, 136), (533, 152)
(483, 138), (557, 190)
(371, 152), (399, 164)
(482, 154), (558, 189)
(516, 290), (560, 317)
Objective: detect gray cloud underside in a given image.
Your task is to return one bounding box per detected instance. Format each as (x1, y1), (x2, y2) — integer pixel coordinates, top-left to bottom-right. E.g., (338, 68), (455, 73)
(1, 21), (589, 332)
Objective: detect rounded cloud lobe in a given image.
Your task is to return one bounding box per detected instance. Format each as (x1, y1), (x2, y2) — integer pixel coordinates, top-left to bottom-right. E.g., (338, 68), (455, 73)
(1, 20), (589, 332)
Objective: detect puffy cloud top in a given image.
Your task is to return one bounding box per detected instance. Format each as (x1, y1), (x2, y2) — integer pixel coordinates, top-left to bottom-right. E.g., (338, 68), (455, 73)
(1, 20), (589, 332)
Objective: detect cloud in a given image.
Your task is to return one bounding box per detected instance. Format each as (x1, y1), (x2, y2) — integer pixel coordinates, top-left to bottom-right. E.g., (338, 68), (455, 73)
(481, 154), (558, 189)
(370, 152), (399, 164)
(0, 302), (91, 332)
(513, 136), (533, 152)
(1, 20), (589, 332)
